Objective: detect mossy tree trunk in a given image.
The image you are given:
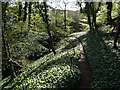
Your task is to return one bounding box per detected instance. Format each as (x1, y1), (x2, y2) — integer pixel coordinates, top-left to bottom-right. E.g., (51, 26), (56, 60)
(2, 2), (16, 79)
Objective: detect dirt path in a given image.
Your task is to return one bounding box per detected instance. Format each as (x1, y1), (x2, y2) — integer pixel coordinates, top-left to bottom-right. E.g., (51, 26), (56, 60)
(78, 42), (92, 88)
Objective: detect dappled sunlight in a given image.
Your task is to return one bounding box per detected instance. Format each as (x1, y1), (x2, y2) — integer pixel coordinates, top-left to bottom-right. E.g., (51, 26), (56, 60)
(2, 32), (83, 89)
(2, 1), (120, 89)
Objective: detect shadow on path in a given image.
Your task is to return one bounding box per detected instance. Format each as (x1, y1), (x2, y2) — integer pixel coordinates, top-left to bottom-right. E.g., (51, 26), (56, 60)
(78, 40), (92, 88)
(79, 31), (120, 88)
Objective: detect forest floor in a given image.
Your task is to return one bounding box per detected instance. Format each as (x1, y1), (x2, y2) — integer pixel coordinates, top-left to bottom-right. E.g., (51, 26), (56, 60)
(2, 31), (120, 89)
(80, 31), (120, 88)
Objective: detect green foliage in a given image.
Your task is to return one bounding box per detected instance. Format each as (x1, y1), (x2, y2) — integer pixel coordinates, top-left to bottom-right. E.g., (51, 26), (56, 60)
(2, 1), (120, 89)
(49, 9), (84, 36)
(11, 31), (48, 61)
(2, 32), (82, 89)
(100, 25), (112, 33)
(97, 4), (107, 24)
(97, 2), (120, 25)
(112, 2), (120, 18)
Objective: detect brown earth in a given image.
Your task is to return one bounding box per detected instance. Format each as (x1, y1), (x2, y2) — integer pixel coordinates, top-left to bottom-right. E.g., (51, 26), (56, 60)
(78, 42), (92, 88)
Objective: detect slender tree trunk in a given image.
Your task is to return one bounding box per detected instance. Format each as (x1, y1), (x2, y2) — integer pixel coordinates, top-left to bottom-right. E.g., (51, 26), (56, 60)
(91, 2), (101, 31)
(90, 2), (96, 30)
(86, 2), (92, 31)
(18, 2), (22, 21)
(55, 9), (58, 27)
(43, 2), (56, 54)
(91, 8), (97, 30)
(64, 4), (67, 31)
(78, 2), (83, 13)
(93, 13), (97, 29)
(106, 2), (112, 25)
(23, 2), (28, 22)
(113, 30), (120, 49)
(113, 18), (120, 49)
(25, 2), (31, 36)
(95, 2), (101, 30)
(88, 15), (92, 30)
(21, 2), (32, 39)
(28, 2), (31, 26)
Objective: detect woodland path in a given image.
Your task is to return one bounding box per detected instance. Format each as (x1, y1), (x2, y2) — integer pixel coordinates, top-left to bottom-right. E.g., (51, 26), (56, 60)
(78, 41), (92, 88)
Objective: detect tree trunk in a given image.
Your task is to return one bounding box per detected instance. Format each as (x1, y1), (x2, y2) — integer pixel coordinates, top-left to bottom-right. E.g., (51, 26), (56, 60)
(86, 2), (92, 31)
(28, 2), (31, 26)
(23, 2), (28, 22)
(91, 2), (101, 30)
(64, 4), (67, 31)
(113, 18), (120, 49)
(41, 2), (56, 55)
(113, 30), (120, 49)
(2, 24), (16, 79)
(91, 8), (96, 30)
(2, 2), (16, 79)
(18, 2), (22, 21)
(23, 2), (32, 38)
(106, 2), (112, 25)
(55, 9), (58, 27)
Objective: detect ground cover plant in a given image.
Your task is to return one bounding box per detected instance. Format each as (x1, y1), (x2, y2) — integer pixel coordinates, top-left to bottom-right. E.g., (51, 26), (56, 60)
(1, 32), (83, 89)
(80, 31), (120, 88)
(2, 1), (120, 89)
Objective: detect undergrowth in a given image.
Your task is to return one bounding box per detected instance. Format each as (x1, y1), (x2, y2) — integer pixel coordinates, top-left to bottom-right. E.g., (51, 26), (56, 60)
(80, 31), (120, 88)
(1, 32), (83, 89)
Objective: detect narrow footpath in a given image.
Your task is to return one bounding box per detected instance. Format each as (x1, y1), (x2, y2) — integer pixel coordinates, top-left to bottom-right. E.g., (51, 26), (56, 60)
(78, 42), (92, 88)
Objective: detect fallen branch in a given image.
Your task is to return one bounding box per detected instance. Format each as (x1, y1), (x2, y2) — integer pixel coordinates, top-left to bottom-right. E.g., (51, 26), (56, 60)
(9, 59), (25, 68)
